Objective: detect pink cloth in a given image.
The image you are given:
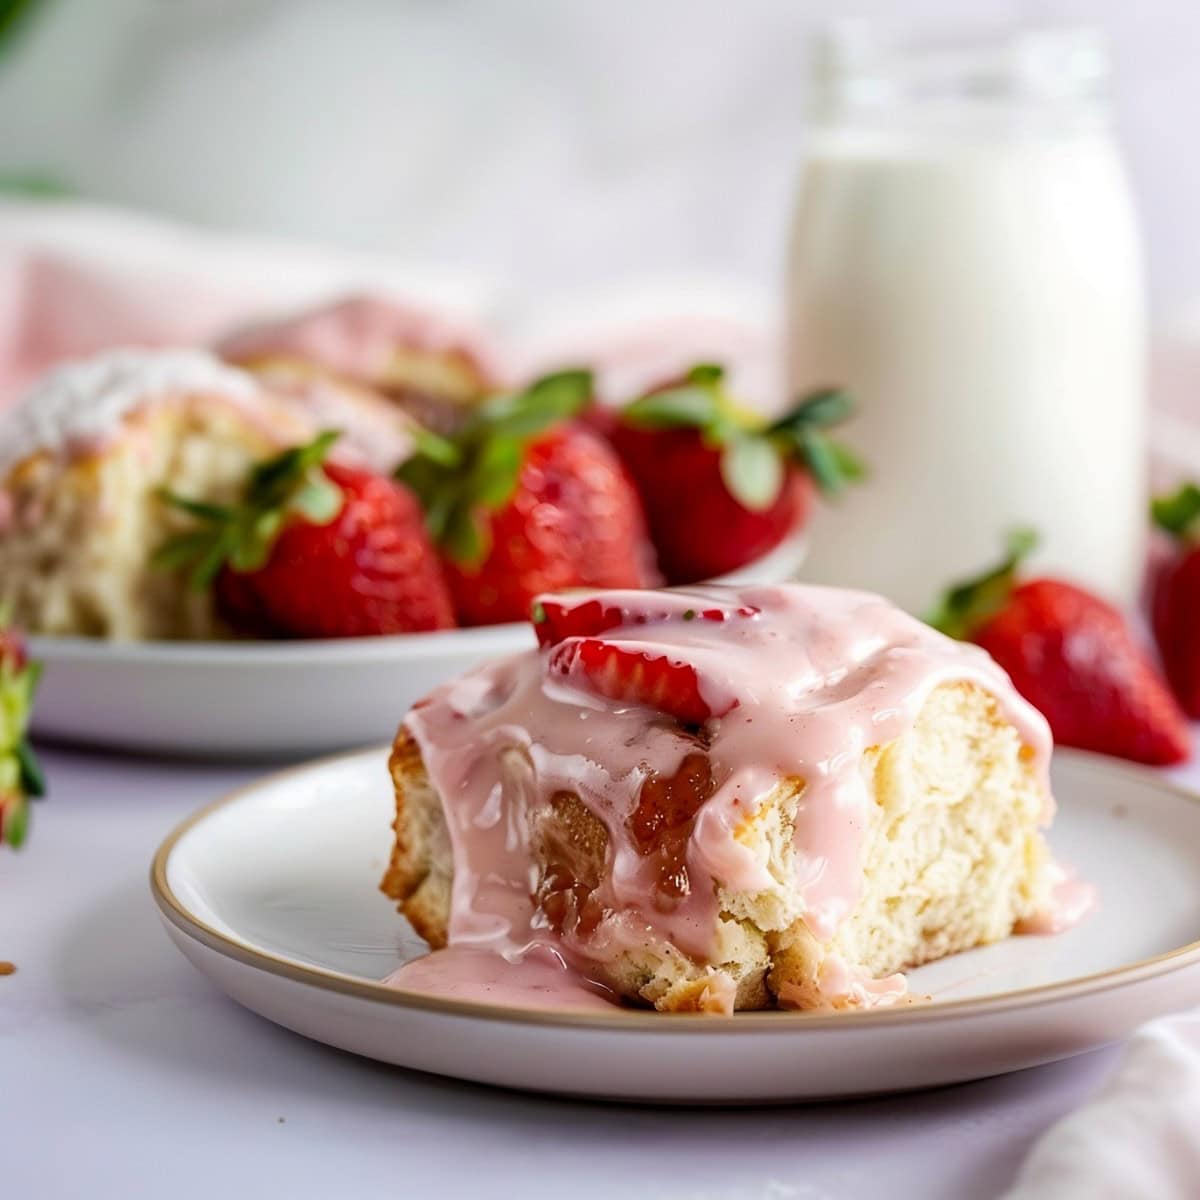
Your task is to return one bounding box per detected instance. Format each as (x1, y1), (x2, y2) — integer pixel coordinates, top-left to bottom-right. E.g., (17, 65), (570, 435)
(0, 200), (781, 412)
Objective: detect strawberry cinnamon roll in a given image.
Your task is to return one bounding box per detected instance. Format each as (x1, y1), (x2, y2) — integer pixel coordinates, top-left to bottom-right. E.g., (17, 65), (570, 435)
(216, 294), (505, 446)
(0, 348), (312, 639)
(382, 584), (1061, 1013)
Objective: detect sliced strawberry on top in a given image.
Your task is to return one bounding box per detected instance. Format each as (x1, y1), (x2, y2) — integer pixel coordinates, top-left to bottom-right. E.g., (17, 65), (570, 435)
(531, 589), (760, 648)
(548, 637), (729, 726)
(928, 530), (1191, 767)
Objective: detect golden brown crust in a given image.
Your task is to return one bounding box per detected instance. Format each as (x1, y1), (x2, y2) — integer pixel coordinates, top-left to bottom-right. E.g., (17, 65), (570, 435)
(380, 726), (451, 949)
(379, 682), (1052, 1013)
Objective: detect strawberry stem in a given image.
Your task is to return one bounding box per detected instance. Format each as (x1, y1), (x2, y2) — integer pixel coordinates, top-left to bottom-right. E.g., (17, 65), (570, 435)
(0, 629), (44, 849)
(154, 431), (345, 590)
(1152, 483), (1200, 541)
(926, 528), (1039, 640)
(620, 366), (864, 506)
(396, 369), (593, 566)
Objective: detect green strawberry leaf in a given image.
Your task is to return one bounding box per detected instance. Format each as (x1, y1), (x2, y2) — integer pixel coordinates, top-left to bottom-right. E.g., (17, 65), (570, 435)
(150, 530), (214, 573)
(1151, 483), (1200, 541)
(444, 505), (490, 567)
(926, 528), (1039, 640)
(719, 435), (785, 512)
(0, 630), (45, 849)
(247, 430), (341, 509)
(3, 794), (27, 849)
(686, 363), (725, 386)
(763, 388), (865, 496)
(290, 476), (343, 524)
(154, 431), (345, 590)
(829, 440), (868, 484)
(395, 369), (593, 565)
(622, 386), (720, 431)
(155, 492), (230, 524)
(16, 738), (44, 798)
(794, 429), (867, 495)
(482, 370), (592, 439)
(796, 431), (838, 494)
(410, 425), (462, 468)
(769, 388), (853, 435)
(468, 436), (525, 508)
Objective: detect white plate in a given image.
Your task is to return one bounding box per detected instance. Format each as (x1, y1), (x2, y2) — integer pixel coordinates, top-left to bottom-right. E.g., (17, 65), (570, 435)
(153, 747), (1200, 1103)
(30, 531), (806, 758)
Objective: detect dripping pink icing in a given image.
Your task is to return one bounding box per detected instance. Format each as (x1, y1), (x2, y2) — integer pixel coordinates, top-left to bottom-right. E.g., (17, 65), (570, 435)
(215, 294), (508, 387)
(1015, 861), (1098, 935)
(393, 583), (1057, 1012)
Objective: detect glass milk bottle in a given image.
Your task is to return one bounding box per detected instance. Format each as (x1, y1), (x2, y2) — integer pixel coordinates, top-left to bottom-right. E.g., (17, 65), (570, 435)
(788, 25), (1146, 612)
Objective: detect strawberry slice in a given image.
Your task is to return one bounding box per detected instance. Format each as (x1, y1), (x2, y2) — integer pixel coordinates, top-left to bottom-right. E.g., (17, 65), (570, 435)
(532, 591), (760, 648)
(547, 637), (727, 726)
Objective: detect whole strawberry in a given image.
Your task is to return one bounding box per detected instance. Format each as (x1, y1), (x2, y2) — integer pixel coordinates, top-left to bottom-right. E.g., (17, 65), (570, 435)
(0, 626), (45, 849)
(1150, 483), (1200, 717)
(397, 371), (656, 626)
(929, 531), (1191, 766)
(156, 432), (455, 637)
(605, 365), (862, 584)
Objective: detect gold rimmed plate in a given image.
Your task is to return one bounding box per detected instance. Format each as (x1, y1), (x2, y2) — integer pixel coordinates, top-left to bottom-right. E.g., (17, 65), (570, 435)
(152, 746), (1200, 1103)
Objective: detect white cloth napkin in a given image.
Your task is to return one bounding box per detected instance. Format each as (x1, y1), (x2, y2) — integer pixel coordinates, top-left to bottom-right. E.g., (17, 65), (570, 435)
(1002, 1013), (1200, 1199)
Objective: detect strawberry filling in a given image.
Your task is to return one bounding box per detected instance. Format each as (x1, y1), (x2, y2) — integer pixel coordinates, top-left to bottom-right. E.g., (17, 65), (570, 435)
(627, 750), (715, 908)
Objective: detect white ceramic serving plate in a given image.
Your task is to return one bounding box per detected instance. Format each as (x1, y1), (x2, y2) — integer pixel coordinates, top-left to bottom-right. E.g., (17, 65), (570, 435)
(153, 747), (1200, 1104)
(29, 531), (806, 758)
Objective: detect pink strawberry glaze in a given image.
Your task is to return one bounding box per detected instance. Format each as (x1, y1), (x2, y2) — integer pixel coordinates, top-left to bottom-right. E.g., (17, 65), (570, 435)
(1015, 861), (1098, 935)
(383, 946), (620, 1012)
(389, 584), (1058, 1013)
(215, 294), (507, 387)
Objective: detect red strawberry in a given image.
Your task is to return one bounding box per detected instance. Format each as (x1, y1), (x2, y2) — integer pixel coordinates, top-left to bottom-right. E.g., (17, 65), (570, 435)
(929, 531), (1190, 766)
(156, 432), (455, 637)
(0, 629), (26, 673)
(532, 590), (759, 648)
(397, 370), (657, 626)
(547, 637), (728, 726)
(1150, 483), (1200, 716)
(0, 624), (45, 850)
(605, 365), (861, 584)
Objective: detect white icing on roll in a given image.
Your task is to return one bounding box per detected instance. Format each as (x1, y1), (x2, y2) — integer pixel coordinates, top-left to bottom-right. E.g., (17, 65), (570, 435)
(0, 348), (261, 476)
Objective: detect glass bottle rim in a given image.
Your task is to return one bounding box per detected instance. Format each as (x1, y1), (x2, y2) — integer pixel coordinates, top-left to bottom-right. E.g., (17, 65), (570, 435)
(812, 21), (1111, 128)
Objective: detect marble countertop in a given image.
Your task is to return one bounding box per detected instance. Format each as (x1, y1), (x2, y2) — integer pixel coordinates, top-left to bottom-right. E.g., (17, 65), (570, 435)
(4, 744), (1162, 1200)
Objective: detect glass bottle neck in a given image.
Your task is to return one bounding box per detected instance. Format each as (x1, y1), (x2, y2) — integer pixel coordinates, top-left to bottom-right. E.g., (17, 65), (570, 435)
(811, 22), (1113, 140)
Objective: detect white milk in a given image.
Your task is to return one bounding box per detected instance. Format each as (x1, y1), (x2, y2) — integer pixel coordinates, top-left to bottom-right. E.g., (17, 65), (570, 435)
(788, 27), (1146, 612)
